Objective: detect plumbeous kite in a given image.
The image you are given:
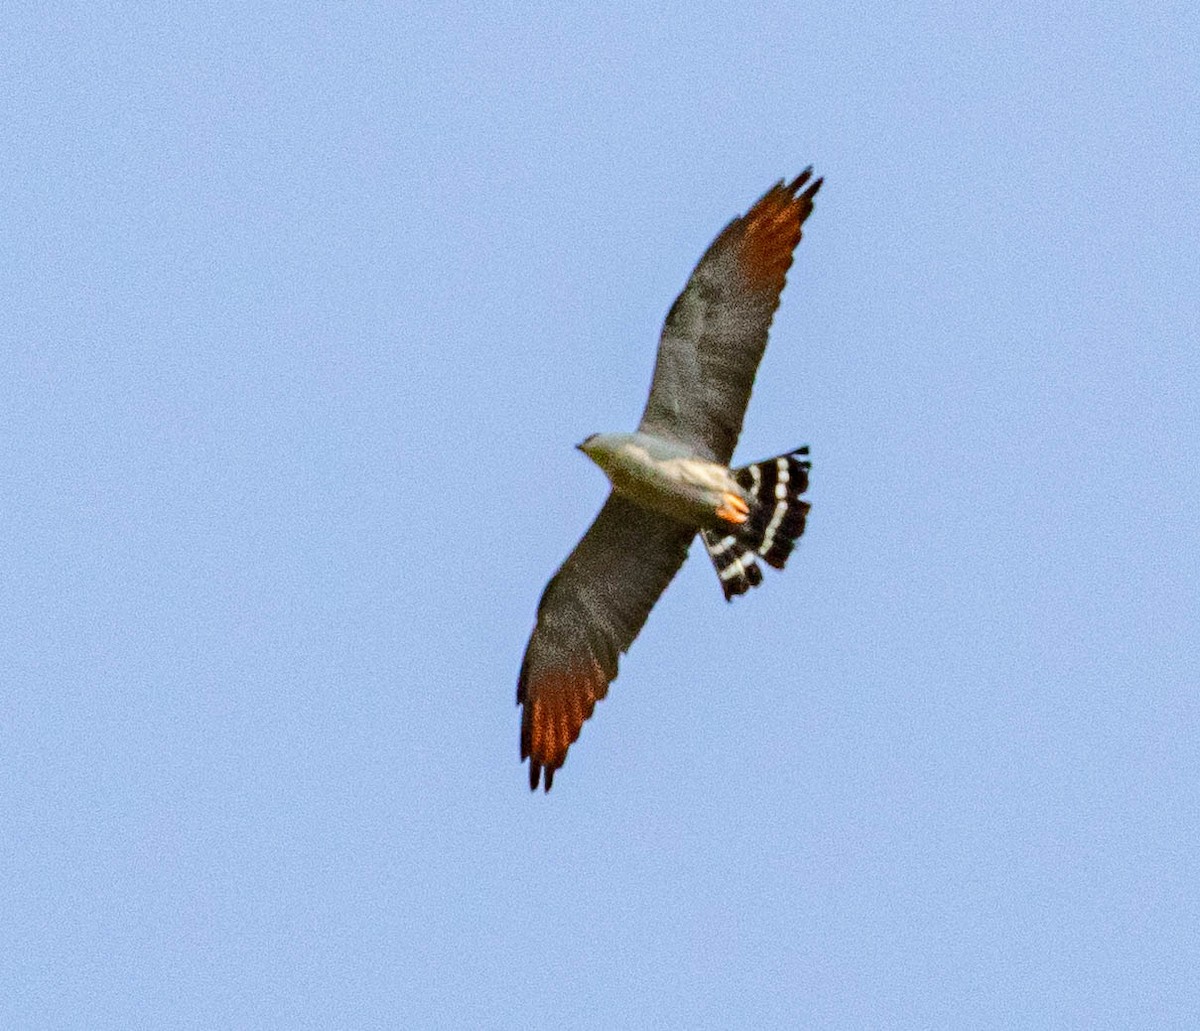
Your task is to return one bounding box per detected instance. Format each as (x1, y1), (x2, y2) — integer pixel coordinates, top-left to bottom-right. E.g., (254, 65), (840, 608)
(518, 170), (822, 791)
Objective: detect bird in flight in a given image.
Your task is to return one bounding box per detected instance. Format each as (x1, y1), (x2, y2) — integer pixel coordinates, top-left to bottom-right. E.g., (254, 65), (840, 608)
(518, 170), (822, 791)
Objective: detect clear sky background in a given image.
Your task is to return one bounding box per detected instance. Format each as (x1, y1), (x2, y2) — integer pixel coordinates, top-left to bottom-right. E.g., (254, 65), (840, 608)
(4, 4), (1198, 1028)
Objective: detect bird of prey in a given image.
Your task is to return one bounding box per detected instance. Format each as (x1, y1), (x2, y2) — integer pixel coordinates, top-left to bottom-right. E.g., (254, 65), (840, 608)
(518, 169), (822, 791)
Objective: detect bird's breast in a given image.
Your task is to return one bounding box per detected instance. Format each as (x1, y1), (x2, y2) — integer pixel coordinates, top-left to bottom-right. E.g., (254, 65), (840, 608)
(607, 447), (743, 529)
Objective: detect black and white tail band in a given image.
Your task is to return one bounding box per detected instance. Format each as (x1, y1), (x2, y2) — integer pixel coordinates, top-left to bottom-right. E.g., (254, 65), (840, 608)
(702, 447), (811, 601)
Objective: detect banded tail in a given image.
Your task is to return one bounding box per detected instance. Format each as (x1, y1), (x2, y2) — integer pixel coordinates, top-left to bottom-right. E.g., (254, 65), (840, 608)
(702, 448), (811, 600)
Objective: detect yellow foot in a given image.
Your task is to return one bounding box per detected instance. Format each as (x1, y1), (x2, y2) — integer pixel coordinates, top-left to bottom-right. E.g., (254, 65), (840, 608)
(715, 492), (750, 525)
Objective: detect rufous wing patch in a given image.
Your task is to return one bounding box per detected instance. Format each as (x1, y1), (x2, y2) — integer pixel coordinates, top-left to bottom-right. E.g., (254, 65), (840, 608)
(518, 662), (602, 792)
(734, 168), (822, 296)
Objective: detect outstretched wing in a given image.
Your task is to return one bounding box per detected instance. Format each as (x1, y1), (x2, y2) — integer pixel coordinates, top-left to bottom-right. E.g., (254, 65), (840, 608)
(518, 493), (694, 791)
(639, 170), (822, 465)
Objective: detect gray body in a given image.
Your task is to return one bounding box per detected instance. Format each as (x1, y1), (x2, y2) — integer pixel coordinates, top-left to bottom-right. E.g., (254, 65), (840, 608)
(578, 431), (746, 532)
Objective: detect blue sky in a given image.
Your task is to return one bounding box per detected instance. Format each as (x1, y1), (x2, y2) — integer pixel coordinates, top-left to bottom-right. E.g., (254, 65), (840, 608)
(4, 3), (1198, 1027)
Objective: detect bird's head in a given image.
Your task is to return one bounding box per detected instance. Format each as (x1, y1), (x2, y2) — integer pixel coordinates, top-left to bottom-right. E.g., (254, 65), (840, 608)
(576, 432), (622, 474)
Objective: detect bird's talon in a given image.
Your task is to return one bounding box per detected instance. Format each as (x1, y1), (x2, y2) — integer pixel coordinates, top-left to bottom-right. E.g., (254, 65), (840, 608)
(715, 493), (750, 524)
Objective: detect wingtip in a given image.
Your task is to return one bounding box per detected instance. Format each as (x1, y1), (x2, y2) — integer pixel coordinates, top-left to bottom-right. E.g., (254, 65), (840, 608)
(525, 760), (556, 792)
(789, 167), (813, 191)
(787, 169), (822, 202)
(734, 168), (822, 292)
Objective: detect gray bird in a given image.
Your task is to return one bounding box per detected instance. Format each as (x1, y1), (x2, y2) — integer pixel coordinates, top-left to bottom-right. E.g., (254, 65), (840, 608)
(519, 170), (822, 790)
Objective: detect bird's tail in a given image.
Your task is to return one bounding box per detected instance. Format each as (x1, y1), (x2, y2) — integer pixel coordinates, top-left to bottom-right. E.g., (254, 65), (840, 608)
(702, 447), (811, 600)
